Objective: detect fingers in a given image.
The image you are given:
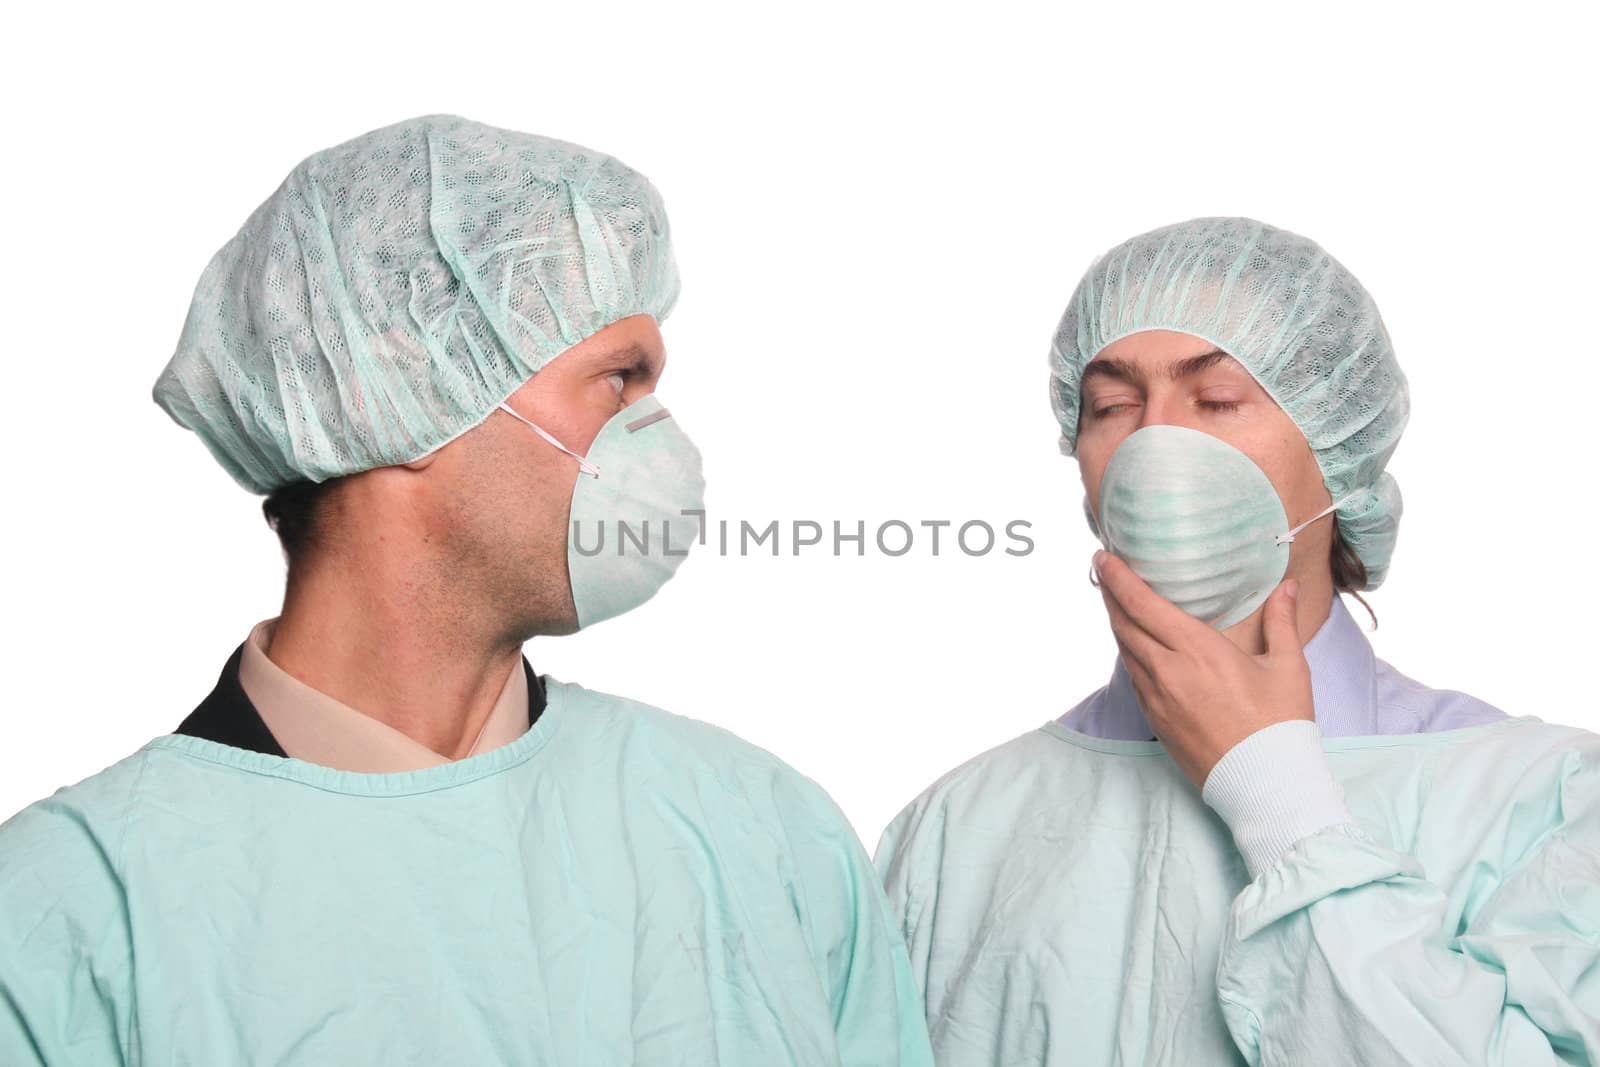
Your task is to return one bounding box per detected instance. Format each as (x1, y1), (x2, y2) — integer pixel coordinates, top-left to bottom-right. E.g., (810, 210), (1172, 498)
(1093, 551), (1202, 653)
(1098, 564), (1169, 673)
(1113, 630), (1159, 699)
(1260, 579), (1304, 661)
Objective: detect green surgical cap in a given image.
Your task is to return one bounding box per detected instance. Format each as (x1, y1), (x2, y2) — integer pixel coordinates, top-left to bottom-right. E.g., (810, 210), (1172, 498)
(153, 114), (679, 494)
(1048, 217), (1409, 590)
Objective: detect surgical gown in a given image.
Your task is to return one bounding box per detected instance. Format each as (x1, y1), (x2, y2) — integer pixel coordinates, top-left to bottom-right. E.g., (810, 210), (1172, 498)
(0, 678), (934, 1065)
(876, 716), (1600, 1065)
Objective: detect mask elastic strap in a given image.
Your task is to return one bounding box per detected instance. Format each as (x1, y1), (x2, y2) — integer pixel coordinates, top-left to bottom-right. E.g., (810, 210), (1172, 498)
(497, 402), (601, 477)
(1275, 489), (1362, 546)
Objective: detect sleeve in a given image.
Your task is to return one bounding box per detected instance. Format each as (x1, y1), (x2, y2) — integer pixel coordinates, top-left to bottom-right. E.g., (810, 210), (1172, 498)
(772, 771), (936, 1067)
(1210, 743), (1600, 1065)
(0, 802), (133, 1066)
(872, 797), (939, 1005)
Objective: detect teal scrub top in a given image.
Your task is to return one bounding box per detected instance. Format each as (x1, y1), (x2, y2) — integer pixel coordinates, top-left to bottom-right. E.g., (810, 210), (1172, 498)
(0, 677), (934, 1066)
(876, 717), (1600, 1066)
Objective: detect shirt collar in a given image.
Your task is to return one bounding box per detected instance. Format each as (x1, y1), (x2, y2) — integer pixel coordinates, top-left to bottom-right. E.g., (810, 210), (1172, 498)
(1302, 594), (1379, 736)
(236, 617), (533, 772)
(1062, 593), (1379, 740)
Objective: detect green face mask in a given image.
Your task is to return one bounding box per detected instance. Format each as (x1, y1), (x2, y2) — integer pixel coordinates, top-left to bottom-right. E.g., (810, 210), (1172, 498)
(498, 394), (705, 629)
(1087, 424), (1352, 630)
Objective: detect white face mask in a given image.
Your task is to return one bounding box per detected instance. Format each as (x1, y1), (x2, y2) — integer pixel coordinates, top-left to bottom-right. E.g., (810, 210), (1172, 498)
(1087, 424), (1354, 630)
(498, 394), (705, 629)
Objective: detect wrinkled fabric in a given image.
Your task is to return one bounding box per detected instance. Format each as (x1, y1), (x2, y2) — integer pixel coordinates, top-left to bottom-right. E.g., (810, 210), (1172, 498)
(877, 717), (1600, 1065)
(153, 114), (678, 494)
(0, 680), (933, 1066)
(1048, 217), (1408, 588)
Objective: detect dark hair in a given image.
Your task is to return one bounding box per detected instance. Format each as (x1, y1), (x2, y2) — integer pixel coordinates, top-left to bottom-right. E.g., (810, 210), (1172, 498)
(261, 477), (342, 565)
(1331, 525), (1377, 627)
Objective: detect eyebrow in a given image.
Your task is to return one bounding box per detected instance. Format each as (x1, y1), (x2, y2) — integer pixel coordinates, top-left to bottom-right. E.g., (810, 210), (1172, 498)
(1081, 347), (1236, 384)
(596, 342), (661, 377)
(1169, 349), (1235, 380)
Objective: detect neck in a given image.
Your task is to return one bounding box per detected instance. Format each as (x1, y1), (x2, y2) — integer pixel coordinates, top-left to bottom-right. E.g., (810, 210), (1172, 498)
(267, 549), (526, 761)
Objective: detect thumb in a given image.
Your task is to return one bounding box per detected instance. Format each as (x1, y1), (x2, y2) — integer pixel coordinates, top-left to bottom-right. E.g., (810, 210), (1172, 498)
(1262, 579), (1302, 658)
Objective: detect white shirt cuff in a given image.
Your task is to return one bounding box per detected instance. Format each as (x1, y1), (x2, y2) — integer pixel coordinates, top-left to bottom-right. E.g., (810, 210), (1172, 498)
(1200, 720), (1351, 879)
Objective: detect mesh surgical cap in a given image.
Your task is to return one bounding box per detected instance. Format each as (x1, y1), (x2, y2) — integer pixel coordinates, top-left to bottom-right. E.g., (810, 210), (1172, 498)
(1048, 217), (1409, 589)
(153, 114), (679, 494)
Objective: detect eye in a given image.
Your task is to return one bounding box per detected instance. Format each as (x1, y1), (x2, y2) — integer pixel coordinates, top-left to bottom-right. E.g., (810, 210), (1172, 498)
(1090, 403), (1134, 418)
(1198, 399), (1241, 413)
(606, 372), (626, 397)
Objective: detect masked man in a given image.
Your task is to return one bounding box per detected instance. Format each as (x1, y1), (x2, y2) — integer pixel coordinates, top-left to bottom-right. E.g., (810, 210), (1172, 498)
(876, 217), (1600, 1065)
(0, 114), (932, 1067)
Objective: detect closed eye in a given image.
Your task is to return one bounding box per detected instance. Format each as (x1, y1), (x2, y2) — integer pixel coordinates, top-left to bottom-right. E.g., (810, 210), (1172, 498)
(608, 358), (654, 400)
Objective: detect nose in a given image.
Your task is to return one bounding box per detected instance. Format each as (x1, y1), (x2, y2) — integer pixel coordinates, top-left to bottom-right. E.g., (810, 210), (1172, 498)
(1136, 392), (1195, 434)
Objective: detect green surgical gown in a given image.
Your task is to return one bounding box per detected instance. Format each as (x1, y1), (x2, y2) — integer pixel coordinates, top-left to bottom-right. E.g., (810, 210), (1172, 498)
(876, 716), (1600, 1065)
(0, 678), (934, 1066)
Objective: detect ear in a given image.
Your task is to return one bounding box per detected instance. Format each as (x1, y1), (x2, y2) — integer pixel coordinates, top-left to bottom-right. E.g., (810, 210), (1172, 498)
(401, 450), (438, 473)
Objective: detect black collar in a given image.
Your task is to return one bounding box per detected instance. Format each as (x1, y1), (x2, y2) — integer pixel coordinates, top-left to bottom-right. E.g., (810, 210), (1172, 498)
(174, 642), (547, 757)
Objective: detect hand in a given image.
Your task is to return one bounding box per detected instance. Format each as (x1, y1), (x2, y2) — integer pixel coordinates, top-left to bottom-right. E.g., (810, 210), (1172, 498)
(1093, 549), (1313, 787)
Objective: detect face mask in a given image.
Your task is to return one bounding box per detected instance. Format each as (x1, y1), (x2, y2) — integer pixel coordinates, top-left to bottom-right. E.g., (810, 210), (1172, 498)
(498, 393), (705, 629)
(1087, 424), (1354, 630)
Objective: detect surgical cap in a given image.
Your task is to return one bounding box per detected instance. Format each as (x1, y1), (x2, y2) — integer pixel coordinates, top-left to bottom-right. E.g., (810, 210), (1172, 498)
(1048, 217), (1409, 589)
(153, 114), (679, 494)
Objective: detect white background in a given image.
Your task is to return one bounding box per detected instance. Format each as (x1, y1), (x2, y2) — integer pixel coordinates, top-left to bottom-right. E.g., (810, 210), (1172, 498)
(2, 2), (1596, 843)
